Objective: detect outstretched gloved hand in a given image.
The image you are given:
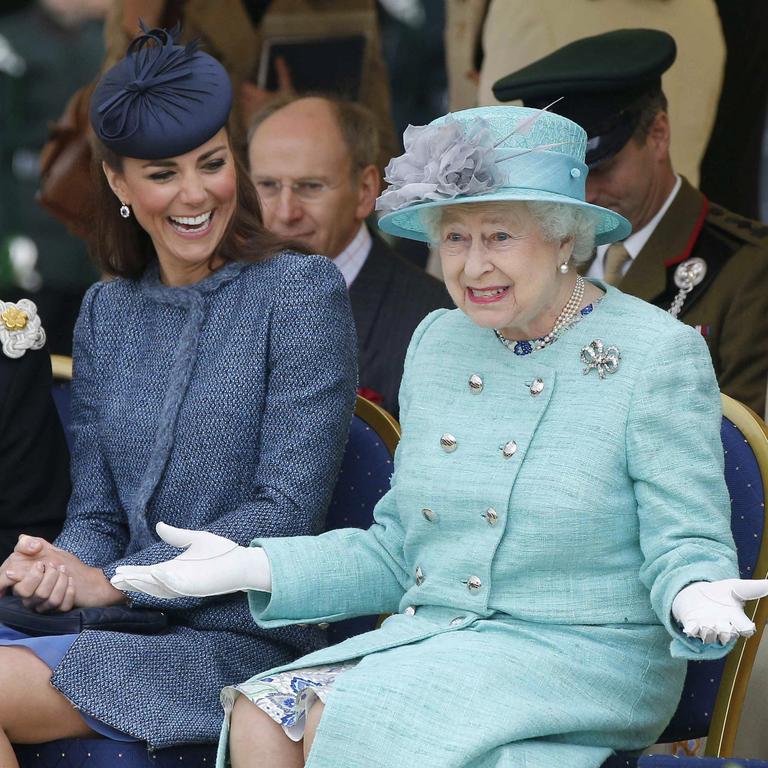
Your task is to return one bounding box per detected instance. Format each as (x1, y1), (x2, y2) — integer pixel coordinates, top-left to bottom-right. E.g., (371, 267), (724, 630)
(671, 578), (768, 645)
(110, 523), (272, 599)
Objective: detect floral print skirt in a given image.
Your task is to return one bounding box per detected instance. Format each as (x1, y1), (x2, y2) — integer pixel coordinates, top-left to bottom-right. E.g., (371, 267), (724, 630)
(221, 662), (358, 741)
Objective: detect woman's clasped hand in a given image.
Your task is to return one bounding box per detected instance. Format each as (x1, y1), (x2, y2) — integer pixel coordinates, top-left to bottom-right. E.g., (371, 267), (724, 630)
(0, 534), (124, 611)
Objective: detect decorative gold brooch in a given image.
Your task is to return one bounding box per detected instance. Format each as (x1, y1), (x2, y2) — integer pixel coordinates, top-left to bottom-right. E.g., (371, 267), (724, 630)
(1, 306), (29, 331)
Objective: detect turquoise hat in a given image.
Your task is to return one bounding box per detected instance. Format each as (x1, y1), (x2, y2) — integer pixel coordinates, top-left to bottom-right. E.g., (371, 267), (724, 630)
(376, 105), (631, 245)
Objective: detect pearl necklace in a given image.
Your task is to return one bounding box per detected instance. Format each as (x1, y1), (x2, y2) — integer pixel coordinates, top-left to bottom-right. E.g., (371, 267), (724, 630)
(494, 275), (586, 355)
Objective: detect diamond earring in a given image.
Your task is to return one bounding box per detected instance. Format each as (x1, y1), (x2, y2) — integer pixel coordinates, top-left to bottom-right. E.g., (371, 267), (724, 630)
(119, 203), (131, 219)
(558, 262), (570, 274)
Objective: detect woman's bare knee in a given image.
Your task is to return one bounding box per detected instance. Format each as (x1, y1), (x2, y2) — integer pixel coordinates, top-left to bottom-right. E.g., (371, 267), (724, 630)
(303, 701), (325, 761)
(230, 695), (302, 768)
(0, 647), (94, 742)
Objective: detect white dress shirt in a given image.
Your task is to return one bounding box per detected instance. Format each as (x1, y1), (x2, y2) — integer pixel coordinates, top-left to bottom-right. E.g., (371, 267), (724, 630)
(587, 175), (682, 280)
(333, 224), (372, 288)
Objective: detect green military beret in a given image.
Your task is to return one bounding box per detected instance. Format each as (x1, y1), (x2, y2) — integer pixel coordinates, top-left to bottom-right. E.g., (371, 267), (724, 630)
(492, 29), (677, 167)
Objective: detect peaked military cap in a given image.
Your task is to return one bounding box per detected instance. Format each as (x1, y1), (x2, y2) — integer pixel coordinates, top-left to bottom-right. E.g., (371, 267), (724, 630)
(90, 25), (232, 159)
(492, 29), (677, 167)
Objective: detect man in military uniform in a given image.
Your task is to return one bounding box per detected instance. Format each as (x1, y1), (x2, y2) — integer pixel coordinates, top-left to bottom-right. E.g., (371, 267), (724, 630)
(493, 29), (768, 417)
(0, 299), (69, 562)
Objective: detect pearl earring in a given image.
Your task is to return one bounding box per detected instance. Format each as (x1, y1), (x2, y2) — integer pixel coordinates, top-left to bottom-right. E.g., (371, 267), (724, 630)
(119, 203), (131, 219)
(558, 262), (570, 274)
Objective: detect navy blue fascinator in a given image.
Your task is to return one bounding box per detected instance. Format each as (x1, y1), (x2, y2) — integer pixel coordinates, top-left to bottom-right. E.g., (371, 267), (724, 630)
(90, 25), (233, 159)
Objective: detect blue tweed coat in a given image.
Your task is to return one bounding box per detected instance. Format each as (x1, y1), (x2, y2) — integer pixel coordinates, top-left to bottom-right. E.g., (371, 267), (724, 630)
(50, 253), (357, 747)
(222, 285), (739, 768)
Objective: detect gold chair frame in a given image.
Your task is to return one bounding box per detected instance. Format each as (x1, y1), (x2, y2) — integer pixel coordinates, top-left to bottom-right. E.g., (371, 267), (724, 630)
(353, 395), (401, 454)
(50, 354), (73, 381)
(705, 394), (768, 756)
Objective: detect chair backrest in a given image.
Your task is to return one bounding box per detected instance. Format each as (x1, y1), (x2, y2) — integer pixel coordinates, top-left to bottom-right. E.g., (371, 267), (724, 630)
(657, 394), (768, 756)
(50, 354), (73, 451)
(323, 395), (400, 644)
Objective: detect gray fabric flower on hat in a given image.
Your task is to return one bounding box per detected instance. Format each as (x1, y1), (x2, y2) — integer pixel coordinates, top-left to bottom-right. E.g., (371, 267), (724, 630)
(376, 117), (501, 213)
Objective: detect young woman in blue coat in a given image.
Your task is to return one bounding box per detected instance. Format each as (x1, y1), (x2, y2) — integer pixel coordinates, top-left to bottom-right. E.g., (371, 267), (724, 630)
(114, 106), (768, 768)
(0, 27), (357, 763)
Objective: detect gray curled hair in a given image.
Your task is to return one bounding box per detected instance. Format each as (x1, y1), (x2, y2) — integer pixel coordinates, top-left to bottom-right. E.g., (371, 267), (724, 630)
(420, 201), (596, 264)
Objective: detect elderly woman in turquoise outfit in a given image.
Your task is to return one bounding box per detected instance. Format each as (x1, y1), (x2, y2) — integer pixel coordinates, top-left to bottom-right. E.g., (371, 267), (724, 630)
(114, 105), (768, 768)
(0, 26), (356, 765)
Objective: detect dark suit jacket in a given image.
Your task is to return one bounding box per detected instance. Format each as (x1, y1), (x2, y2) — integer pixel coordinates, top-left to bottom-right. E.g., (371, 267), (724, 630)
(349, 234), (453, 417)
(619, 177), (768, 416)
(0, 346), (69, 561)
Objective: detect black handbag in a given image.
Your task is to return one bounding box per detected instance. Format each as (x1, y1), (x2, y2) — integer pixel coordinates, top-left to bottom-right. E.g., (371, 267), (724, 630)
(0, 595), (169, 636)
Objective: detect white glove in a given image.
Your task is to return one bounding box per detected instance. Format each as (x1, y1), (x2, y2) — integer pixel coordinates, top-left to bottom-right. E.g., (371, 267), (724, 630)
(110, 522), (272, 598)
(671, 578), (768, 645)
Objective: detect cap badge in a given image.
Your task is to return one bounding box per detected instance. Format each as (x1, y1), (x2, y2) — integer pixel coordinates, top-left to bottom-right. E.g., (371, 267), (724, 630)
(581, 339), (621, 379)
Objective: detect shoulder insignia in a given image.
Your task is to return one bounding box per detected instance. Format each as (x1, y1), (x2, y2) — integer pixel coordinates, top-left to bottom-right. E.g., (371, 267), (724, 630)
(707, 204), (768, 244)
(0, 299), (45, 359)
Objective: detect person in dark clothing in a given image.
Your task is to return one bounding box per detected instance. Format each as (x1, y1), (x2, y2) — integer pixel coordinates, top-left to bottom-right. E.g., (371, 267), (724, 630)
(0, 299), (68, 562)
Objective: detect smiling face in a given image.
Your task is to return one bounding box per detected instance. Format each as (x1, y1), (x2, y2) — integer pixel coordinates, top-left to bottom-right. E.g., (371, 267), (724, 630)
(247, 98), (378, 259)
(103, 128), (237, 286)
(437, 202), (576, 340)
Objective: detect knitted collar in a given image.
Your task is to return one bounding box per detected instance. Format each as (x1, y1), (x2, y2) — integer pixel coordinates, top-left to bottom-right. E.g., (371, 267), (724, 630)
(139, 259), (245, 307)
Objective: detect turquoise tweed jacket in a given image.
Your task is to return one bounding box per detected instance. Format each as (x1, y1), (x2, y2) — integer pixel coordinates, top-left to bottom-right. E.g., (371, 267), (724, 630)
(226, 285), (740, 768)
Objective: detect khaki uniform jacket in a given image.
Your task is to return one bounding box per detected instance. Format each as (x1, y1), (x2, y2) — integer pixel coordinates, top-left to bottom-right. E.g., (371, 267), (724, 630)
(619, 178), (768, 417)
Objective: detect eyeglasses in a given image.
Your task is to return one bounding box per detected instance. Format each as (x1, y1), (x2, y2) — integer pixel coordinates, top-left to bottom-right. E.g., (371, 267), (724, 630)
(252, 177), (339, 202)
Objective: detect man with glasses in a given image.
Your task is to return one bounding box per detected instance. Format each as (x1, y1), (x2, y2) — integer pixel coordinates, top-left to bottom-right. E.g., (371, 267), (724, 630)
(247, 96), (450, 417)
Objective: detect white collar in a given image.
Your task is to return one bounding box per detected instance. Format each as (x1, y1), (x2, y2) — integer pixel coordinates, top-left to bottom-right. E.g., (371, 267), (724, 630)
(332, 224), (372, 288)
(621, 174), (682, 259)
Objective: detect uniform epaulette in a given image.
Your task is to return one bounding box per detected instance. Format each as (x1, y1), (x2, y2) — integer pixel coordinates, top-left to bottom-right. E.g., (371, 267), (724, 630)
(0, 299), (46, 359)
(707, 204), (768, 247)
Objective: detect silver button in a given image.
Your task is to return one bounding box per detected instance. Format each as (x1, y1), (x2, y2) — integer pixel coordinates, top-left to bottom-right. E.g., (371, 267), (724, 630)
(404, 606), (416, 616)
(463, 576), (483, 592)
(468, 374), (483, 393)
(422, 507), (437, 522)
(529, 378), (544, 396)
(415, 566), (425, 586)
(449, 616), (466, 627)
(500, 440), (517, 458)
(440, 433), (458, 453)
(482, 507), (498, 525)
